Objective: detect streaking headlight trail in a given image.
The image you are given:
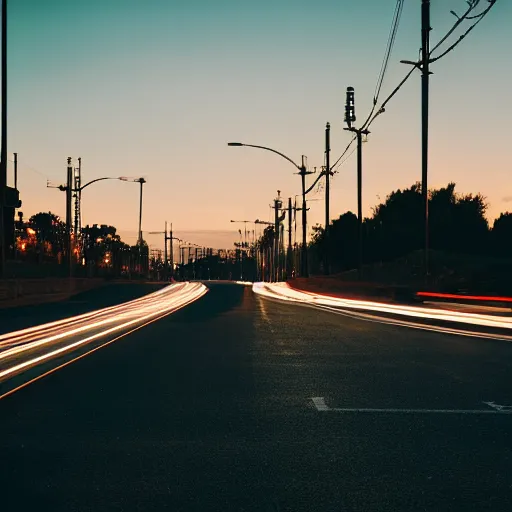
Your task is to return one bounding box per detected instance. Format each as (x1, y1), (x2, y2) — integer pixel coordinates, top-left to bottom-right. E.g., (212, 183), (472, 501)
(253, 282), (512, 340)
(0, 282), (207, 384)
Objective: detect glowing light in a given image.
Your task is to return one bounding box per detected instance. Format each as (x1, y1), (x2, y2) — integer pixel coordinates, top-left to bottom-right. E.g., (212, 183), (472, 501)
(0, 283), (208, 382)
(417, 291), (512, 303)
(20, 243), (26, 251)
(26, 228), (36, 235)
(253, 282), (512, 334)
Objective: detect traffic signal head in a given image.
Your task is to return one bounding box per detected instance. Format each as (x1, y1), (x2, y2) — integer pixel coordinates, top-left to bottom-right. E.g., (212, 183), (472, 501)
(344, 86), (356, 128)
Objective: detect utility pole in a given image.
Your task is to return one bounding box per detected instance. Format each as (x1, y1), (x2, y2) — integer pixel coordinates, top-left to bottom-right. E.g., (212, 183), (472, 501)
(300, 156), (313, 278)
(421, 0), (431, 281)
(324, 122), (331, 275)
(272, 191), (283, 282)
(136, 177), (146, 276)
(287, 197), (292, 278)
(169, 223), (174, 279)
(344, 86), (368, 281)
(0, 0), (7, 278)
(66, 157), (73, 274)
(13, 152), (17, 190)
(194, 247), (198, 280)
(73, 157), (82, 260)
(137, 178), (146, 245)
(163, 221), (168, 279)
(356, 130), (363, 281)
(12, 152), (17, 261)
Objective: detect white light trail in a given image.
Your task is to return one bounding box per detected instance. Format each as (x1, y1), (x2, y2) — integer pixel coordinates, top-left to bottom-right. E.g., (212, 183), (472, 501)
(253, 282), (512, 337)
(0, 282), (207, 382)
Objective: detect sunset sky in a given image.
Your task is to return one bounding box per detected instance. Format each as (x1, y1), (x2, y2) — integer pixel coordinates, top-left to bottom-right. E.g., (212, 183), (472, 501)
(7, 0), (509, 250)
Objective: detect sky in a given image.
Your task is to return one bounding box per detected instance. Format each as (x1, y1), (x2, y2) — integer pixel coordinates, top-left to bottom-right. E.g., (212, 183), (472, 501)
(6, 0), (511, 250)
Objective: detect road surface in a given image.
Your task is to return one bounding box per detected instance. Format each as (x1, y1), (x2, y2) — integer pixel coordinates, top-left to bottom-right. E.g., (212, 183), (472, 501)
(1, 282), (511, 511)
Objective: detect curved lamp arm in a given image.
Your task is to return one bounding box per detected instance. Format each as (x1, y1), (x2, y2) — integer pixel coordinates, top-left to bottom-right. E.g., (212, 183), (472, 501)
(79, 177), (118, 192)
(228, 142), (302, 172)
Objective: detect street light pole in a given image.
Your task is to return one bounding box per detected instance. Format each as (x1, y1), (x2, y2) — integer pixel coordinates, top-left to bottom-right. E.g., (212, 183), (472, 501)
(227, 142), (312, 278)
(137, 178), (145, 245)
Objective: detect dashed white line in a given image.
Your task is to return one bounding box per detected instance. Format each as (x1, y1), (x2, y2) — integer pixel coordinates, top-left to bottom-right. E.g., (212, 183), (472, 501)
(311, 397), (512, 415)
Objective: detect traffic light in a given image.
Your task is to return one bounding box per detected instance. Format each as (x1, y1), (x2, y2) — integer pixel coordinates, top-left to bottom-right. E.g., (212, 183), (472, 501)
(344, 86), (356, 129)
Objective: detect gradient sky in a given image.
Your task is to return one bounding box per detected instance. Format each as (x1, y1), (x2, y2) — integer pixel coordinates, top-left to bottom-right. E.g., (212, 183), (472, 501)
(6, 0), (510, 250)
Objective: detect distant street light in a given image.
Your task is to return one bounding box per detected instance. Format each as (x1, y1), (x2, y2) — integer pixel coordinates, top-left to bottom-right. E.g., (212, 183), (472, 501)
(119, 177), (147, 245)
(227, 142), (313, 278)
(230, 220), (251, 248)
(49, 172), (145, 274)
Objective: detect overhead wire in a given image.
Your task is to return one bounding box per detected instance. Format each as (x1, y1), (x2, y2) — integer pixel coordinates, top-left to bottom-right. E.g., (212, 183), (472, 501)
(330, 0), (404, 177)
(8, 158), (55, 181)
(429, 1), (496, 64)
(331, 0), (496, 172)
(430, 0), (483, 56)
(372, 0), (405, 114)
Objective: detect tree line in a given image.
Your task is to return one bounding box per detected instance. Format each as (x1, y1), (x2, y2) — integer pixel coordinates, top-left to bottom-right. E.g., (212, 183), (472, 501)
(14, 212), (149, 277)
(308, 182), (512, 291)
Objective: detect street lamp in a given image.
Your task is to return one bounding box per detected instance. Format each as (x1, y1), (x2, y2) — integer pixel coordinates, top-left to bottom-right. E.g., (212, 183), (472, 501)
(230, 220), (251, 249)
(119, 176), (146, 246)
(227, 142), (313, 277)
(49, 172), (145, 274)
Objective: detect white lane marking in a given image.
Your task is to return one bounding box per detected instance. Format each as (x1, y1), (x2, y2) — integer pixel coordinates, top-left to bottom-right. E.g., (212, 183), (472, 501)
(482, 401), (512, 412)
(311, 398), (512, 415)
(258, 296), (274, 333)
(311, 397), (329, 411)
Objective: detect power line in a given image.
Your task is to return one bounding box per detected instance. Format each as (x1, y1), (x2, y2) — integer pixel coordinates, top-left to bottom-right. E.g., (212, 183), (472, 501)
(330, 136), (356, 174)
(373, 0), (404, 107)
(331, 0), (496, 175)
(430, 0), (484, 56)
(8, 158), (59, 181)
(331, 0), (404, 176)
(429, 1), (496, 64)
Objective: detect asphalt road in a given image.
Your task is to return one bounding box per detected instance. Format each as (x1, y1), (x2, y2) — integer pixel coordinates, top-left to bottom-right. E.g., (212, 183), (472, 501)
(1, 282), (512, 511)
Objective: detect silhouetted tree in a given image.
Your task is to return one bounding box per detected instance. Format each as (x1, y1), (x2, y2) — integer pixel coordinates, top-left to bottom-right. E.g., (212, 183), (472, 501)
(491, 212), (512, 257)
(308, 182), (494, 275)
(29, 212), (66, 260)
(82, 224), (131, 275)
